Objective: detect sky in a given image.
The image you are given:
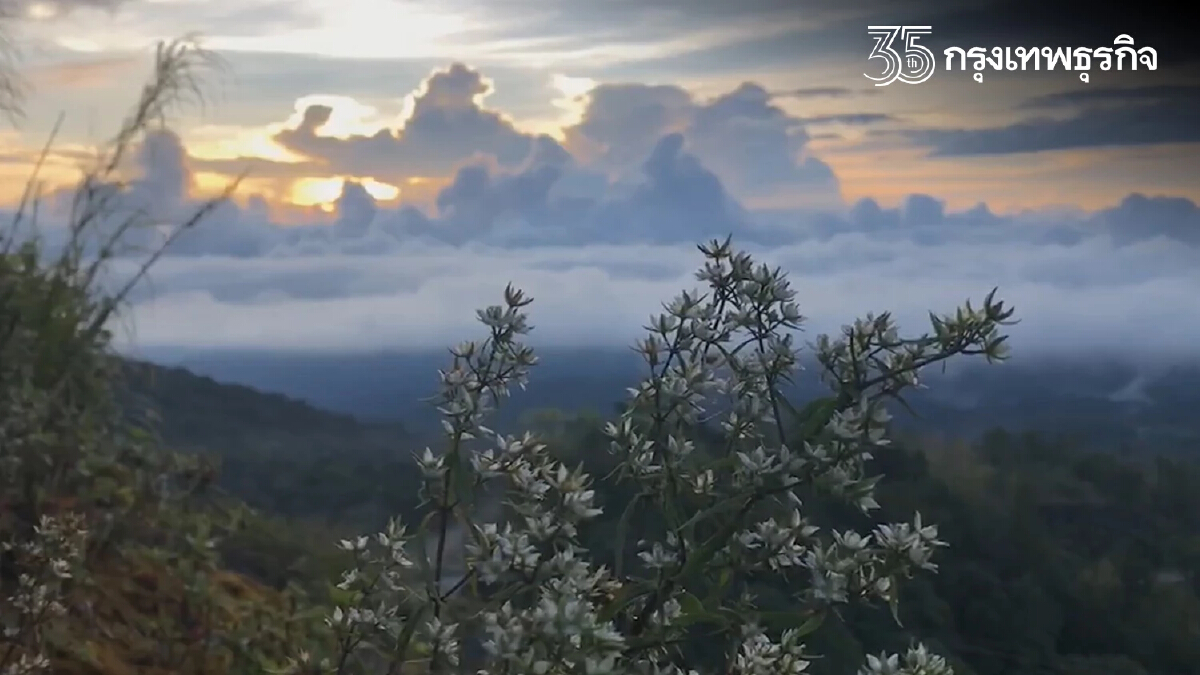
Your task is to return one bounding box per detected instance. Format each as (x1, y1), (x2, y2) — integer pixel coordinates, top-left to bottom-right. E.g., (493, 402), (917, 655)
(3, 0), (1199, 359)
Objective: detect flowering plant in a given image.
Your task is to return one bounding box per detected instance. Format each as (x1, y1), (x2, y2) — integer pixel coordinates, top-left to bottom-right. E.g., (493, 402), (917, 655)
(305, 237), (1015, 675)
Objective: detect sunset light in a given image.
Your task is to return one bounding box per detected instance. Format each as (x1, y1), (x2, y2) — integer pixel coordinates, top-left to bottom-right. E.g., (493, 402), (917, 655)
(288, 177), (400, 210)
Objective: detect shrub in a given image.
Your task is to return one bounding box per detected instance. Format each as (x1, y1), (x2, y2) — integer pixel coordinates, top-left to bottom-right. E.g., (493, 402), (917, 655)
(306, 238), (1015, 675)
(0, 37), (332, 675)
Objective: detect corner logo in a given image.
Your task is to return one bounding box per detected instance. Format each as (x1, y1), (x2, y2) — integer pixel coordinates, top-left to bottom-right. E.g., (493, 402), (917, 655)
(867, 27), (1159, 85)
(865, 26), (936, 86)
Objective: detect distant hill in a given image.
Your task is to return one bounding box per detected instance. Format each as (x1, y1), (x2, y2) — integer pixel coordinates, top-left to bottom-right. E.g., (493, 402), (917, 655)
(137, 348), (1200, 457)
(118, 359), (422, 526)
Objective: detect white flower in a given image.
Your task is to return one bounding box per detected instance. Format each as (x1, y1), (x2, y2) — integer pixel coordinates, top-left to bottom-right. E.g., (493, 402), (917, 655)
(307, 240), (1012, 675)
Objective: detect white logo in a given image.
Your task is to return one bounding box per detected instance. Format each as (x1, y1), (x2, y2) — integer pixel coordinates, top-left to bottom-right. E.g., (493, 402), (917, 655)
(865, 25), (936, 85)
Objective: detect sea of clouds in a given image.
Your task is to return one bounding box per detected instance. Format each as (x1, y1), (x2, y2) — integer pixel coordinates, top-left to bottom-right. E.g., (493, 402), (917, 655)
(17, 62), (1200, 361)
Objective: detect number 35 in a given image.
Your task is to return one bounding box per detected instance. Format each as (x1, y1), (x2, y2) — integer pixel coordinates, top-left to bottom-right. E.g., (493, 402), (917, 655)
(865, 25), (935, 86)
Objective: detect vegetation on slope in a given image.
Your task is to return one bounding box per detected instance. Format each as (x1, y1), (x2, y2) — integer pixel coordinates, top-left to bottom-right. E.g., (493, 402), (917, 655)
(0, 37), (345, 675)
(119, 360), (418, 526)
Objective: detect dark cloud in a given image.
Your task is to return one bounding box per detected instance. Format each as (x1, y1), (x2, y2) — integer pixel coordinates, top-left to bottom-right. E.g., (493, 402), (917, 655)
(131, 129), (191, 218)
(773, 87), (878, 99)
(594, 133), (745, 243)
(1095, 194), (1200, 246)
(472, 0), (877, 43)
(797, 113), (895, 126)
(1018, 85), (1200, 109)
(421, 160), (566, 244)
(579, 0), (1191, 80)
(333, 181), (377, 240)
(820, 194), (1086, 247)
(904, 97), (1200, 156)
(383, 131), (744, 246)
(899, 79), (1200, 155)
(107, 121), (753, 250)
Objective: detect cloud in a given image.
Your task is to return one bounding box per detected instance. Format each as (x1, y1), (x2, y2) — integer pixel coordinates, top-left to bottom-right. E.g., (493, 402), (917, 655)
(271, 63), (560, 179)
(904, 96), (1200, 156)
(59, 108), (749, 252)
(25, 55), (141, 88)
(590, 132), (746, 242)
(195, 65), (841, 211)
(132, 129), (192, 215)
(16, 0), (322, 41)
(565, 80), (841, 207)
(11, 0), (128, 17)
(39, 126), (1196, 362)
(561, 83), (693, 169)
(111, 217), (1200, 361)
(346, 129), (744, 246)
(774, 87), (879, 99)
(797, 113), (894, 126)
(1097, 193), (1200, 246)
(1017, 85), (1200, 110)
(17, 55), (1197, 362)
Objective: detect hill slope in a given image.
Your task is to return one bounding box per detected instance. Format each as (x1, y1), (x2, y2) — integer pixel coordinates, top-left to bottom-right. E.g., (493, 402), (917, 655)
(118, 360), (422, 527)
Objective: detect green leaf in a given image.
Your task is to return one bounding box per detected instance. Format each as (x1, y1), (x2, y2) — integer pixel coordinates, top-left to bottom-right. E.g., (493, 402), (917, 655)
(391, 603), (427, 663)
(672, 588), (715, 624)
(888, 586), (904, 627)
(792, 396), (840, 441)
(326, 583), (356, 607)
(614, 492), (645, 579)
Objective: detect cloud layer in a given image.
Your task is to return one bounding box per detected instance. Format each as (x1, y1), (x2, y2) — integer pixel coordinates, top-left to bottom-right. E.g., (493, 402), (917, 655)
(21, 62), (1200, 362)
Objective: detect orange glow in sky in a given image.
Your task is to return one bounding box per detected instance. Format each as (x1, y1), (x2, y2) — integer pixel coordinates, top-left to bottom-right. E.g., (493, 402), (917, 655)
(288, 177), (401, 211)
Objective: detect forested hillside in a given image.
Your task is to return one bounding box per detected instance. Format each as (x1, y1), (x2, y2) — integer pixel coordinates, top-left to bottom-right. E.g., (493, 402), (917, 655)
(119, 360), (419, 525)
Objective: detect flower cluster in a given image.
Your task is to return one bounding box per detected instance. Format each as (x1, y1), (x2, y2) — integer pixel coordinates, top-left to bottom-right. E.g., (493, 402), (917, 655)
(317, 238), (1013, 675)
(1, 513), (89, 675)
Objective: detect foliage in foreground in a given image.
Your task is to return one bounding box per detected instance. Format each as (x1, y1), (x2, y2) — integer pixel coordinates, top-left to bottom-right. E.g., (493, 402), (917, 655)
(295, 238), (1015, 675)
(513, 411), (1200, 675)
(0, 37), (337, 675)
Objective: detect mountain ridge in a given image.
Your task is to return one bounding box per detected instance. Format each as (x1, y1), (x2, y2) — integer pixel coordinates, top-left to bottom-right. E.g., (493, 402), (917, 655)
(130, 347), (1200, 456)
